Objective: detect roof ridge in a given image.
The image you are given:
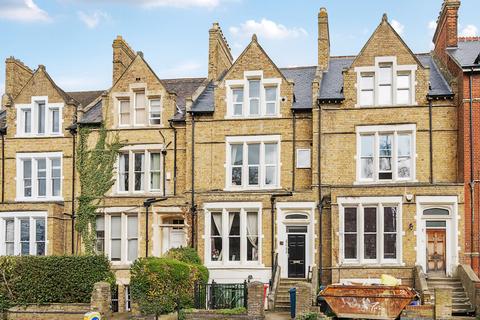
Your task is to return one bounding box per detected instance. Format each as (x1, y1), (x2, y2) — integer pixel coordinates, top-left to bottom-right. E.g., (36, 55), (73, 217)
(280, 65), (317, 70)
(162, 77), (206, 82)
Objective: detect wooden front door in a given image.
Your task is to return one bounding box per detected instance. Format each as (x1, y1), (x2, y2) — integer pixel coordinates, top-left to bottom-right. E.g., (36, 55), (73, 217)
(288, 234), (306, 278)
(427, 229), (446, 273)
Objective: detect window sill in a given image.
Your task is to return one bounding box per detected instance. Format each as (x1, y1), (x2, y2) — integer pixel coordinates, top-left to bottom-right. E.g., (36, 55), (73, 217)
(224, 115), (282, 120)
(339, 261), (404, 267)
(224, 186), (281, 192)
(113, 191), (165, 197)
(15, 197), (64, 202)
(205, 263), (266, 269)
(115, 125), (165, 130)
(354, 179), (417, 185)
(15, 134), (64, 139)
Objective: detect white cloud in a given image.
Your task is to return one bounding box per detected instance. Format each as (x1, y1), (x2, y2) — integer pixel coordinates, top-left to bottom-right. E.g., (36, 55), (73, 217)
(391, 19), (405, 35)
(229, 18), (307, 40)
(0, 0), (50, 22)
(460, 24), (478, 37)
(428, 20), (437, 31)
(78, 10), (109, 29)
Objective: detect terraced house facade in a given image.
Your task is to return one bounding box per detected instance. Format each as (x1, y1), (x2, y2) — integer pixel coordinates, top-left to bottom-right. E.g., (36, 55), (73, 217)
(1, 0), (478, 313)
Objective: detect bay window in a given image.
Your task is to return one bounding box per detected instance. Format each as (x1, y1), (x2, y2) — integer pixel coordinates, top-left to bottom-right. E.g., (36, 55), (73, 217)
(16, 153), (63, 201)
(0, 213), (47, 256)
(357, 125), (415, 183)
(226, 71), (281, 118)
(355, 57), (416, 107)
(227, 135), (281, 190)
(16, 97), (63, 137)
(97, 213), (138, 264)
(117, 148), (163, 194)
(205, 204), (261, 265)
(339, 197), (402, 265)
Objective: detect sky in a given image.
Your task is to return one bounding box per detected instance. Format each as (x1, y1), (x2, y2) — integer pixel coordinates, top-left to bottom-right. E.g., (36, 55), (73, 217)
(0, 0), (478, 95)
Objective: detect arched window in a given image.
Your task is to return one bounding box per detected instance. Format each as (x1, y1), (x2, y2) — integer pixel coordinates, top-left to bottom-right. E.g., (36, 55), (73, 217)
(285, 213), (309, 220)
(423, 208), (449, 216)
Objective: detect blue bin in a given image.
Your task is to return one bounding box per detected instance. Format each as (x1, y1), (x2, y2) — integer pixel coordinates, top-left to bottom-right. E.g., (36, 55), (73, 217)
(289, 287), (296, 319)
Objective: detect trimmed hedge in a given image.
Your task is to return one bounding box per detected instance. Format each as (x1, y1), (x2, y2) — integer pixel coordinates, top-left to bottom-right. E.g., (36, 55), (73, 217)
(0, 255), (114, 312)
(130, 257), (208, 316)
(165, 247), (202, 265)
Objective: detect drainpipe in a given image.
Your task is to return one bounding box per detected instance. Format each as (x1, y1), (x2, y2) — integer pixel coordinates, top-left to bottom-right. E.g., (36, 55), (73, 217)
(317, 100), (323, 286)
(168, 120), (178, 196)
(143, 197), (167, 257)
(469, 71), (475, 268)
(190, 112), (197, 249)
(1, 129), (5, 203)
(428, 98), (433, 184)
(270, 192), (293, 283)
(68, 125), (77, 255)
(292, 111), (296, 192)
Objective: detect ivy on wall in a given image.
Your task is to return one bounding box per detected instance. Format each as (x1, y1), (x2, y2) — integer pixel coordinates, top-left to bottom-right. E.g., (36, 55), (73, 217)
(76, 125), (122, 254)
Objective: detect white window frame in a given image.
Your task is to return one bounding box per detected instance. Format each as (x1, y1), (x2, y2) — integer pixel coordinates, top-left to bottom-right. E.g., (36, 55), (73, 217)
(133, 90), (147, 126)
(15, 96), (64, 137)
(115, 145), (164, 195)
(114, 84), (164, 128)
(338, 197), (403, 266)
(101, 212), (139, 265)
(225, 135), (281, 191)
(355, 124), (416, 184)
(296, 149), (311, 169)
(148, 97), (162, 126)
(16, 152), (63, 202)
(226, 71), (282, 118)
(118, 98), (131, 127)
(355, 56), (417, 107)
(0, 212), (47, 256)
(203, 202), (263, 267)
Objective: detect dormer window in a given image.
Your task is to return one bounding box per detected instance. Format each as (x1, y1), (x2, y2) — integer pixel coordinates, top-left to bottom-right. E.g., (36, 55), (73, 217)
(226, 71), (281, 118)
(16, 96), (63, 137)
(356, 57), (417, 107)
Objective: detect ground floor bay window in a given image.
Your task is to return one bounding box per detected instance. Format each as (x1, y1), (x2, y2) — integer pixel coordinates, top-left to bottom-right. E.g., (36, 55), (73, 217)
(95, 212), (139, 264)
(338, 197), (403, 265)
(204, 203), (262, 266)
(0, 212), (47, 256)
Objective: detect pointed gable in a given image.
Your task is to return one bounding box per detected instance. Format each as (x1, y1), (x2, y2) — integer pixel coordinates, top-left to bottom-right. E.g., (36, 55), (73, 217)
(350, 14), (425, 69)
(222, 35), (288, 83)
(339, 14), (431, 107)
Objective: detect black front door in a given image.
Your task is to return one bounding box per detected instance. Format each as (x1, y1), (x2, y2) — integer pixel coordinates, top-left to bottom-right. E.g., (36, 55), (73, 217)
(288, 234), (306, 278)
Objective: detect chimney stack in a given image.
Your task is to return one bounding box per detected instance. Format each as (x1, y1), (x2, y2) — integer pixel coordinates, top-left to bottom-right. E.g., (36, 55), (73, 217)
(208, 22), (233, 81)
(433, 0), (461, 50)
(112, 36), (136, 84)
(5, 57), (33, 99)
(318, 7), (330, 71)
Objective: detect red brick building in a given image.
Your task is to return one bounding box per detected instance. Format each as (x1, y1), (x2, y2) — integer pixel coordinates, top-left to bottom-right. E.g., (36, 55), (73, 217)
(434, 0), (480, 274)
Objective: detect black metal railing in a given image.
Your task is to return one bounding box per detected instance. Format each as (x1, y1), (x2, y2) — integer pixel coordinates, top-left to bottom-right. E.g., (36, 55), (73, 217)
(194, 280), (248, 310)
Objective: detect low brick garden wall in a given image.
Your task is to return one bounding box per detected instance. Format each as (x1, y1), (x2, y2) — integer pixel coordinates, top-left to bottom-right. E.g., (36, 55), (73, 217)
(6, 303), (90, 320)
(183, 310), (251, 320)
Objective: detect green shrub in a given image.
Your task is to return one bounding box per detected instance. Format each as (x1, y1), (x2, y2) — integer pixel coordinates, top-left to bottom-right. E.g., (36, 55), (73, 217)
(0, 255), (114, 312)
(130, 257), (208, 316)
(298, 312), (319, 320)
(164, 247), (202, 265)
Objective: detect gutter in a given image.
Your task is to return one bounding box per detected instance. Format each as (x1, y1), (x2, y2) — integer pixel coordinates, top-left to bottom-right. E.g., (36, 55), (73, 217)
(292, 111), (296, 192)
(168, 120), (178, 196)
(468, 70), (475, 268)
(0, 126), (5, 203)
(68, 125), (77, 254)
(317, 99), (323, 286)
